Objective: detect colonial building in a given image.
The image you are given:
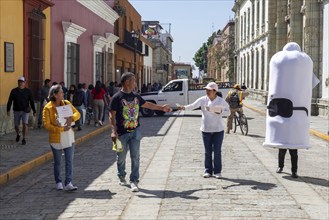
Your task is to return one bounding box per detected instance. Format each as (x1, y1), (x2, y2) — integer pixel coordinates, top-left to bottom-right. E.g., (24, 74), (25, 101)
(114, 0), (145, 88)
(140, 37), (155, 87)
(207, 20), (235, 82)
(142, 21), (174, 85)
(232, 0), (326, 115)
(320, 0), (329, 116)
(172, 63), (192, 80)
(0, 0), (54, 134)
(232, 0), (271, 101)
(50, 0), (119, 86)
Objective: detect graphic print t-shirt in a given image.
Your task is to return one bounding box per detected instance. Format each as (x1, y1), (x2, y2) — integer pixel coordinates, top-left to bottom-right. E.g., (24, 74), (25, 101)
(110, 91), (146, 136)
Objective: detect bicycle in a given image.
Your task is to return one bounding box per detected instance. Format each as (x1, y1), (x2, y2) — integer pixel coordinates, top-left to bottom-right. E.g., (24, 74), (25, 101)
(233, 111), (248, 135)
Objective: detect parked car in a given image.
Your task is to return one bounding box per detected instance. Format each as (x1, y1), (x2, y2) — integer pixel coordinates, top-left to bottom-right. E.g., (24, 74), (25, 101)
(140, 79), (232, 117)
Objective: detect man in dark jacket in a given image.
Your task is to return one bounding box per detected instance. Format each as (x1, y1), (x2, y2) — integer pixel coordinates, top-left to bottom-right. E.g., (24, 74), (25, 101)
(7, 77), (36, 145)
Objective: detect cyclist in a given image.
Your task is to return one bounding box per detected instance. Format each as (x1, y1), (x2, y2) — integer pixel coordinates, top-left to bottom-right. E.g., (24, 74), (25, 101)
(225, 84), (249, 134)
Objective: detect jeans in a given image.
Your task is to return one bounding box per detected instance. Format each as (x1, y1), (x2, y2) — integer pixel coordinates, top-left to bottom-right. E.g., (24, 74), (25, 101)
(51, 145), (74, 186)
(75, 105), (84, 126)
(202, 131), (224, 174)
(278, 149), (298, 173)
(117, 127), (142, 183)
(38, 102), (45, 126)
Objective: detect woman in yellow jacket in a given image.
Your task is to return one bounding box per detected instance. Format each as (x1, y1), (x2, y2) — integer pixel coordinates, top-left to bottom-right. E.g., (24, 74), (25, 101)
(43, 84), (80, 191)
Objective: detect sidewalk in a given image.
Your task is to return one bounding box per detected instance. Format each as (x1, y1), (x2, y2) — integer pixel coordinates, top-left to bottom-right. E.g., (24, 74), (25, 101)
(0, 99), (328, 186)
(0, 120), (110, 185)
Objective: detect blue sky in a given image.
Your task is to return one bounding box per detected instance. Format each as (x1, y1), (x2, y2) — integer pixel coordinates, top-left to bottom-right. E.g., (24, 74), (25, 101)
(129, 0), (235, 76)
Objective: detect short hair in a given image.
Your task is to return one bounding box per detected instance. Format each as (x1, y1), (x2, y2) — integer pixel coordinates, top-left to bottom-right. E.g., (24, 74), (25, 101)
(121, 72), (135, 85)
(44, 79), (51, 85)
(48, 85), (62, 102)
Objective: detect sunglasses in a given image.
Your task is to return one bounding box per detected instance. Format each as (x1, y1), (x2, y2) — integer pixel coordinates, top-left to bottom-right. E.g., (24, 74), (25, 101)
(267, 98), (308, 118)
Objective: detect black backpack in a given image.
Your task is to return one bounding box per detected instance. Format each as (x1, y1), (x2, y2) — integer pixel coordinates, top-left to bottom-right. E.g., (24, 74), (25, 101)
(73, 90), (84, 106)
(229, 92), (240, 108)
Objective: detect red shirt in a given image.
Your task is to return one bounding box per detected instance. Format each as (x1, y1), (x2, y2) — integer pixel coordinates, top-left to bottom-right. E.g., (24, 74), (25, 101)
(92, 88), (106, 100)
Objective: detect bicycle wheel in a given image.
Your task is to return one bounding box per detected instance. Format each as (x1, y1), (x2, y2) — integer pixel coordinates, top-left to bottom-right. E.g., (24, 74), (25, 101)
(233, 114), (238, 133)
(239, 114), (248, 135)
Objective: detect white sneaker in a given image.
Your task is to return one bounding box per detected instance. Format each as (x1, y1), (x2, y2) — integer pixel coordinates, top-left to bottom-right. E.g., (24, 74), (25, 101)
(130, 182), (139, 192)
(56, 182), (63, 190)
(119, 176), (127, 186)
(98, 120), (103, 126)
(203, 173), (211, 178)
(64, 182), (78, 191)
(214, 173), (222, 179)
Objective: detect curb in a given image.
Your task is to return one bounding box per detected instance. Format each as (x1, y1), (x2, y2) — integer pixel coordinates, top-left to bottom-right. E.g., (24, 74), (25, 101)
(244, 103), (329, 142)
(0, 125), (110, 186)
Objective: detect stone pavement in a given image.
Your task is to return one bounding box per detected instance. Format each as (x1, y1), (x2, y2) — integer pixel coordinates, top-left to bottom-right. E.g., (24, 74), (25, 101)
(0, 101), (328, 219)
(0, 119), (111, 185)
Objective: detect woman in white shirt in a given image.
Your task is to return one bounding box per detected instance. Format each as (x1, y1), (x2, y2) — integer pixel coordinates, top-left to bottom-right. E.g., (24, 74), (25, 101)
(178, 82), (230, 178)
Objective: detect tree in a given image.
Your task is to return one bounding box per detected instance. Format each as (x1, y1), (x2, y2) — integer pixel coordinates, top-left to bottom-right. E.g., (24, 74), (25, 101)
(193, 32), (217, 73)
(193, 43), (208, 72)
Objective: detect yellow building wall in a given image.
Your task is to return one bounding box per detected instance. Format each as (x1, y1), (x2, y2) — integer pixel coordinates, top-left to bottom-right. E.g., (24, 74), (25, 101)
(0, 0), (24, 106)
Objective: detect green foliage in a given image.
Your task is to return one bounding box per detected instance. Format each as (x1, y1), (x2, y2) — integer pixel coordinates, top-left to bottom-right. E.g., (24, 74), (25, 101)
(193, 32), (217, 73)
(193, 43), (208, 72)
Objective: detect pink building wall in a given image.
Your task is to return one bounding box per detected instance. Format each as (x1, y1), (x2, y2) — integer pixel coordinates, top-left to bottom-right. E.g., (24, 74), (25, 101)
(50, 0), (115, 85)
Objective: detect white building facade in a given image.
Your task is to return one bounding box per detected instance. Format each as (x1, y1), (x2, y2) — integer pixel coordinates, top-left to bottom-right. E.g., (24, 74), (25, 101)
(232, 0), (272, 100)
(320, 0), (329, 115)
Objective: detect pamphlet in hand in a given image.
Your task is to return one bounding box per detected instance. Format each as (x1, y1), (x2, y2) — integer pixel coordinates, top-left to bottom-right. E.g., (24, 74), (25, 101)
(56, 105), (74, 127)
(205, 105), (223, 114)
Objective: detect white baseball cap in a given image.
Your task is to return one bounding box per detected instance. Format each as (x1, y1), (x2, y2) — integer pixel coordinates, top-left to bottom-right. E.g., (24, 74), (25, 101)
(18, 76), (25, 82)
(203, 82), (218, 91)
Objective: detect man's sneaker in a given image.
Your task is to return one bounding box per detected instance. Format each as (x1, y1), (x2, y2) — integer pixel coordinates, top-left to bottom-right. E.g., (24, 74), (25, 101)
(64, 182), (78, 191)
(292, 172), (298, 178)
(16, 135), (20, 142)
(98, 120), (103, 126)
(119, 176), (127, 186)
(203, 173), (211, 178)
(130, 182), (139, 192)
(95, 123), (99, 127)
(22, 139), (26, 145)
(214, 173), (222, 179)
(56, 182), (63, 190)
(276, 167), (283, 173)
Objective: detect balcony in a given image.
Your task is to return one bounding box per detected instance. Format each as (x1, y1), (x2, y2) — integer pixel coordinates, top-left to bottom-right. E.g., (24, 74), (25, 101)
(118, 30), (143, 54)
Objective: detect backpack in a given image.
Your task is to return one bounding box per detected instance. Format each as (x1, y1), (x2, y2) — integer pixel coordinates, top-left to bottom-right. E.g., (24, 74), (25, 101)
(229, 91), (240, 108)
(73, 90), (84, 106)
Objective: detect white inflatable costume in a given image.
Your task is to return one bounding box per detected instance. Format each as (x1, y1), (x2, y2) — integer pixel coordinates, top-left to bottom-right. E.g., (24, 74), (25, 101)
(263, 42), (319, 149)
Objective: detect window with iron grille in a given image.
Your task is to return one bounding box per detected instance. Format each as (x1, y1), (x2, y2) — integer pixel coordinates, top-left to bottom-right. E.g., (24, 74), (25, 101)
(96, 52), (104, 83)
(67, 42), (80, 86)
(28, 13), (45, 100)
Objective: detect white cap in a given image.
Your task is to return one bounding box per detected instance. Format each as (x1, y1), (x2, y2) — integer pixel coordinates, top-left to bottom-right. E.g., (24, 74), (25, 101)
(18, 76), (25, 82)
(203, 82), (218, 91)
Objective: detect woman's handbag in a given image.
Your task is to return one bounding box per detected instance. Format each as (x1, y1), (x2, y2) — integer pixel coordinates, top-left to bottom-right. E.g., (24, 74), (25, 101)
(60, 128), (75, 148)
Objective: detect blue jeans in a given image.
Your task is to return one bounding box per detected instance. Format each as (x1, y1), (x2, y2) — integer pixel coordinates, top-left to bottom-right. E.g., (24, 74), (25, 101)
(75, 105), (84, 126)
(117, 127), (142, 183)
(51, 145), (74, 186)
(202, 131), (224, 174)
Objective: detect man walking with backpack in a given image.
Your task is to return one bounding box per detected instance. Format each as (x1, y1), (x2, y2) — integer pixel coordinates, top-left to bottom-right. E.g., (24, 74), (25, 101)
(225, 84), (249, 134)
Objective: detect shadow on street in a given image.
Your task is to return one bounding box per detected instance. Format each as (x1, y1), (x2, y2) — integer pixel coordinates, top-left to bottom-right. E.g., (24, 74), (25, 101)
(220, 177), (277, 190)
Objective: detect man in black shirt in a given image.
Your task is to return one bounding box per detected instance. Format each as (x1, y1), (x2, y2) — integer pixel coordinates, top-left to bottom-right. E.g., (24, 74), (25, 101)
(7, 77), (36, 145)
(109, 72), (172, 192)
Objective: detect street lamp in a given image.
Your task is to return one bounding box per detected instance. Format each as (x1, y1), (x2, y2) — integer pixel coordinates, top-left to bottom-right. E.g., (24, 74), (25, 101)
(131, 30), (139, 75)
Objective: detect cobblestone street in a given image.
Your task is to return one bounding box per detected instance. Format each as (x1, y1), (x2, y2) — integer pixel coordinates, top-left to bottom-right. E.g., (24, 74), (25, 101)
(0, 106), (328, 219)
